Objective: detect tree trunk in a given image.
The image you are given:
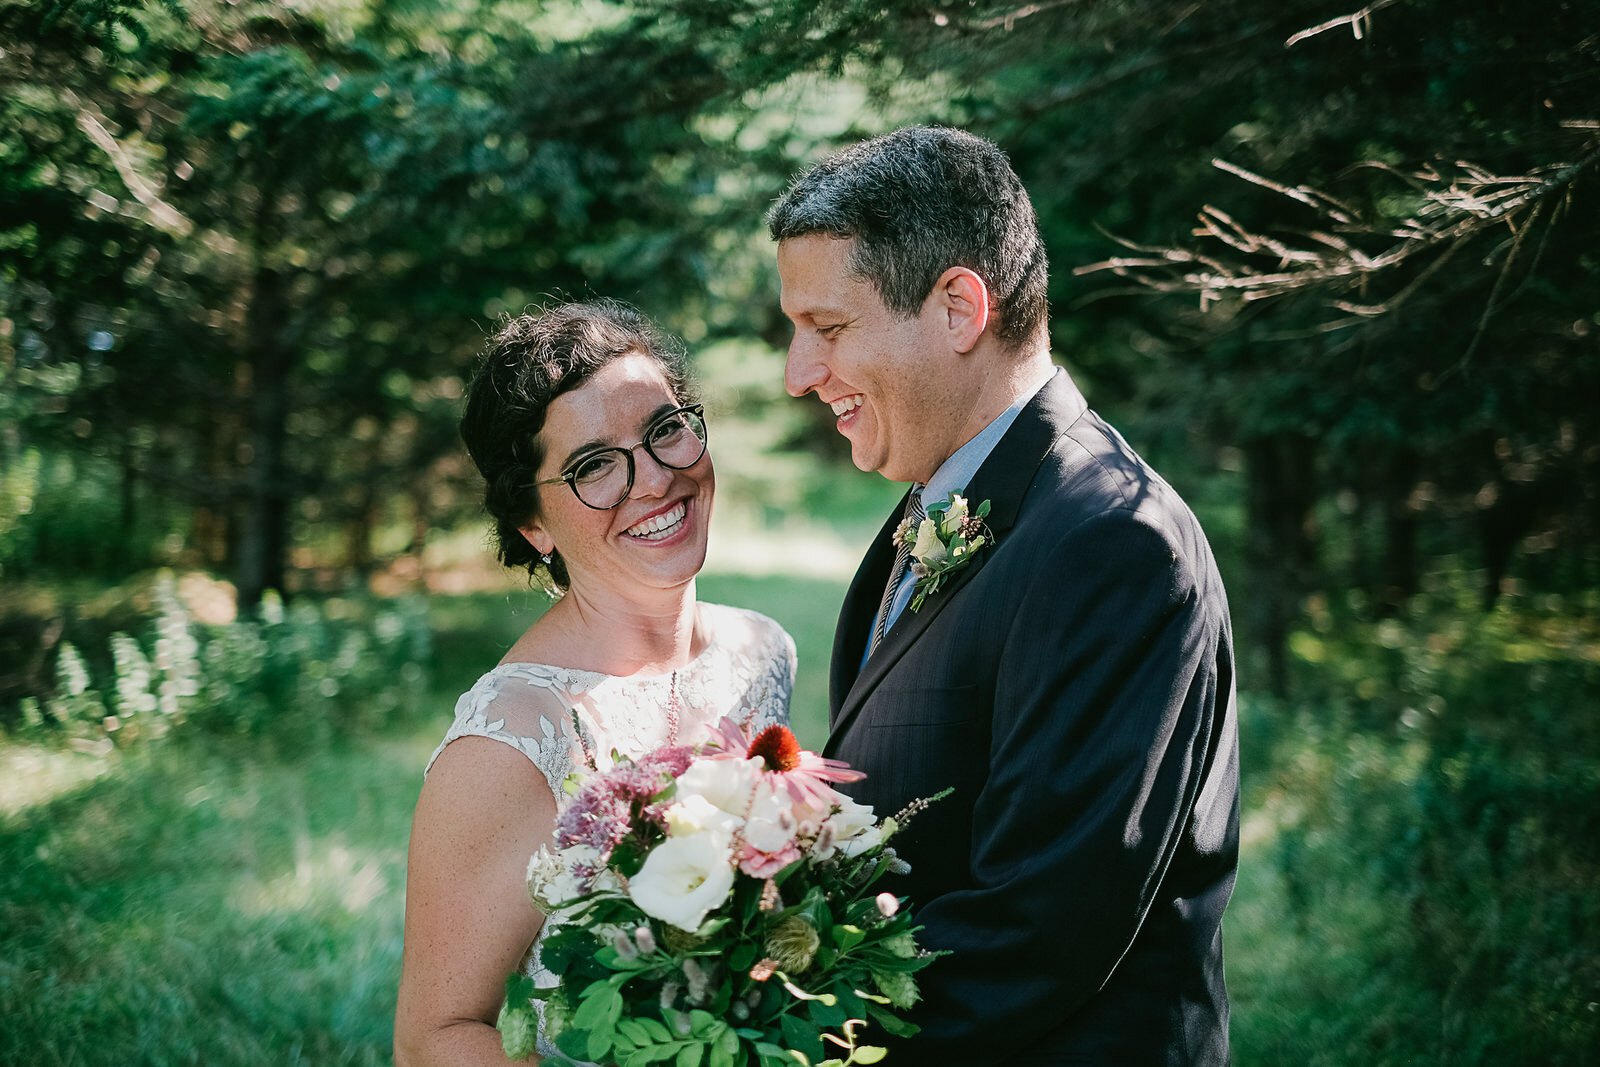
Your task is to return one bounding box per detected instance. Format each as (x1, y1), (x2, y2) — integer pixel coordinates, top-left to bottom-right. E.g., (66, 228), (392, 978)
(1378, 449), (1419, 615)
(1244, 434), (1318, 697)
(234, 261), (292, 612)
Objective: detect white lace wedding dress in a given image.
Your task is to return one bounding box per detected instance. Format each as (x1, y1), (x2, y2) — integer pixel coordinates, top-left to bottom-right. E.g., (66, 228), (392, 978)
(425, 602), (797, 1062)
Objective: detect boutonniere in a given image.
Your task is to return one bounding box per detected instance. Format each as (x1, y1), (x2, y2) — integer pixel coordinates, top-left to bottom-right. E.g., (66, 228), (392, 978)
(893, 491), (994, 612)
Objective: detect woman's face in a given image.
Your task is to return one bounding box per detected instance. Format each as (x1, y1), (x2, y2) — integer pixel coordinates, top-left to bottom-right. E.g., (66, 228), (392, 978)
(520, 351), (714, 600)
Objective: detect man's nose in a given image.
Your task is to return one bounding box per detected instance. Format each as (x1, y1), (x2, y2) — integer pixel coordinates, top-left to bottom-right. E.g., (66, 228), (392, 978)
(784, 334), (826, 398)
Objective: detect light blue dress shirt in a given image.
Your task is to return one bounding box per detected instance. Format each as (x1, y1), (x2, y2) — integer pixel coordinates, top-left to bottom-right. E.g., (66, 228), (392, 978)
(864, 367), (1060, 664)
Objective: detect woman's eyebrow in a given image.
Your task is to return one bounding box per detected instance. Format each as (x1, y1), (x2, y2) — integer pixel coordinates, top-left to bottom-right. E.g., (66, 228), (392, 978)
(556, 403), (680, 470)
(557, 435), (613, 471)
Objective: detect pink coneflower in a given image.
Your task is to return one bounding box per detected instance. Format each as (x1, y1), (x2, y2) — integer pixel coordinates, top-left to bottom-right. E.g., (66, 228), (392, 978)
(702, 717), (865, 808)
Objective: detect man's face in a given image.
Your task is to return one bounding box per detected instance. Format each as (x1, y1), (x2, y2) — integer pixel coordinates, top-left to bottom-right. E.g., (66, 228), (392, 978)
(777, 235), (963, 484)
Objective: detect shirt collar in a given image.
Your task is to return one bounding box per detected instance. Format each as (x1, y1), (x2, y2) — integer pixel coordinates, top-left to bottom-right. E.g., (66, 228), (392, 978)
(919, 366), (1059, 507)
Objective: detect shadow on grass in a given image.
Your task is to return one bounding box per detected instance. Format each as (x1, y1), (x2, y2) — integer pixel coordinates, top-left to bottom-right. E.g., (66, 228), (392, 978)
(0, 577), (855, 1064)
(0, 733), (432, 1066)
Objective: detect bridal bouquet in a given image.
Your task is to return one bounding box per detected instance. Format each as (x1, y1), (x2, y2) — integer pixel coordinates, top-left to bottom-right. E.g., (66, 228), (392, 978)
(498, 719), (945, 1067)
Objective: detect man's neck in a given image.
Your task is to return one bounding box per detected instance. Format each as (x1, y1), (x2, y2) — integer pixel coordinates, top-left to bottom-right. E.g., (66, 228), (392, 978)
(934, 346), (1057, 478)
(917, 355), (1057, 498)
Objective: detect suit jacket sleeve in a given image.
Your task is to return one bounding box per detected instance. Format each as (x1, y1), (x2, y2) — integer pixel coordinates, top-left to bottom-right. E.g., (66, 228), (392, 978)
(897, 506), (1230, 1059)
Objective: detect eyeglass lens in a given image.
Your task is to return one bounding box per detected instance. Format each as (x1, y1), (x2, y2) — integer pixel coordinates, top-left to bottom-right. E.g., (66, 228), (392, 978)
(567, 407), (707, 509)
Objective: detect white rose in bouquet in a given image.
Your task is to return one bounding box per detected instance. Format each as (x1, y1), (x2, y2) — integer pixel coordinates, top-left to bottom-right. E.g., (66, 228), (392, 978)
(626, 830), (737, 931)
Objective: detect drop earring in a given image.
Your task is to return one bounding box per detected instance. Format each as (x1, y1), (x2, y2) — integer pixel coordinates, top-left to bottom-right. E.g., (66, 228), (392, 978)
(541, 552), (552, 565)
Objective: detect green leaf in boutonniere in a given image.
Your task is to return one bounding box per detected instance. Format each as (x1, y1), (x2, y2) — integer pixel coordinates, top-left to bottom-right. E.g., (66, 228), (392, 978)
(896, 491), (993, 613)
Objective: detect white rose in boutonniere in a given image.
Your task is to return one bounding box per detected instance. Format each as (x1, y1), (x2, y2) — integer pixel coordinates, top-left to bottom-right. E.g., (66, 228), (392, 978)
(896, 490), (993, 612)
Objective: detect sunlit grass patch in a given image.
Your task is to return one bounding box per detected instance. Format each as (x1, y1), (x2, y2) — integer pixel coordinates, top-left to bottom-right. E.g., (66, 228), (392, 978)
(0, 734), (428, 1066)
(0, 742), (112, 817)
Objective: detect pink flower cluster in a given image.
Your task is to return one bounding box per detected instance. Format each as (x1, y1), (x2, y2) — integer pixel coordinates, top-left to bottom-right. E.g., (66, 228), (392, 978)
(554, 744), (695, 860)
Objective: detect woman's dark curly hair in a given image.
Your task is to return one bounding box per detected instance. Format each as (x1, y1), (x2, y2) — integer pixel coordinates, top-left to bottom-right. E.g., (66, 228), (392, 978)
(459, 299), (692, 591)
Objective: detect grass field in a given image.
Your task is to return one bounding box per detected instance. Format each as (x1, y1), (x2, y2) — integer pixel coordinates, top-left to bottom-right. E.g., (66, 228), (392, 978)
(3, 577), (1596, 1065)
(0, 563), (856, 1067)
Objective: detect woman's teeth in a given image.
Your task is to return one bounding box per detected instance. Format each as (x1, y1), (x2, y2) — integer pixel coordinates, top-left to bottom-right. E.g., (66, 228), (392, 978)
(626, 502), (687, 541)
(830, 395), (862, 417)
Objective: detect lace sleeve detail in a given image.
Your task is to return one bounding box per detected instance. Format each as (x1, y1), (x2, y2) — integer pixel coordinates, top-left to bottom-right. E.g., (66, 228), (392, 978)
(424, 664), (593, 801)
(724, 607), (797, 735)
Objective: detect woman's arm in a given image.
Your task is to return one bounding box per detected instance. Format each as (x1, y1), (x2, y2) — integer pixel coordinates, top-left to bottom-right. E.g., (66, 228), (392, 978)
(395, 737), (558, 1066)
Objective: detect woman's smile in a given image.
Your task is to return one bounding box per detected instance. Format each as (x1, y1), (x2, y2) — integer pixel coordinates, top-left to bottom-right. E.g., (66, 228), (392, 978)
(624, 499), (690, 542)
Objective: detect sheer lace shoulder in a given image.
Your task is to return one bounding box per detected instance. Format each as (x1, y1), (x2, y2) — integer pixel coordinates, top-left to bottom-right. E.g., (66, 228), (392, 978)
(701, 603), (795, 735)
(424, 662), (596, 799)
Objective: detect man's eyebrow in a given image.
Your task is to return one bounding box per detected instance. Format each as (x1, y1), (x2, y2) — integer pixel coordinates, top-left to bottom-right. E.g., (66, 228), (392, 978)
(555, 402), (679, 471)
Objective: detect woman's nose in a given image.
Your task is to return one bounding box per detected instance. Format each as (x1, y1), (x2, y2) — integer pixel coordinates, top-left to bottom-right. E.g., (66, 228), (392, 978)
(629, 446), (676, 498)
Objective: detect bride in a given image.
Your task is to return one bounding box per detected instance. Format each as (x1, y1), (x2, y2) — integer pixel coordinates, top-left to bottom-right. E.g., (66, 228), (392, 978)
(394, 301), (795, 1065)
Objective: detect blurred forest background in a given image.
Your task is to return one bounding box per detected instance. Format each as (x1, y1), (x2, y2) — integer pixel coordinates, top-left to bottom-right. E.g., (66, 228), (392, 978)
(2, 0), (1597, 1063)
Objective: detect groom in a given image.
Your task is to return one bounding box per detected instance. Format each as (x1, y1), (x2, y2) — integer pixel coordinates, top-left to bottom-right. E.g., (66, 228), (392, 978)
(769, 126), (1239, 1064)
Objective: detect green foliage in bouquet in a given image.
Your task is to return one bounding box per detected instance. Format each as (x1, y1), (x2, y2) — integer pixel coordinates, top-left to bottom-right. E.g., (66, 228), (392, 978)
(496, 723), (948, 1067)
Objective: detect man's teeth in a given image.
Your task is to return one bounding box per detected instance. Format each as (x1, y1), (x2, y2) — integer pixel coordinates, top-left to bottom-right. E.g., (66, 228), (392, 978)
(627, 503), (687, 540)
(830, 395), (863, 417)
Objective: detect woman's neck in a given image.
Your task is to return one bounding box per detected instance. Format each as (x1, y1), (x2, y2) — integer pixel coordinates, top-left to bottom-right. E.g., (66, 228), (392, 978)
(521, 579), (701, 676)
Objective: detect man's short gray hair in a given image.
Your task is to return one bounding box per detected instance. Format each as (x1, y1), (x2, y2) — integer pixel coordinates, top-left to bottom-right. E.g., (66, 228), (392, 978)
(767, 125), (1048, 347)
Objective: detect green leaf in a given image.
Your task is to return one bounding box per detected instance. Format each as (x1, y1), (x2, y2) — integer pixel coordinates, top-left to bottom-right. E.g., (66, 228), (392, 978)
(730, 942), (758, 971)
(572, 988), (615, 1030)
(707, 1033), (734, 1067)
(641, 1016), (675, 1042)
(587, 1026), (615, 1063)
(753, 1042), (799, 1067)
(618, 1019), (653, 1045)
(864, 1004), (918, 1038)
(677, 1042), (706, 1067)
(779, 1014), (823, 1062)
(832, 924), (864, 954)
(806, 995), (848, 1028)
(852, 1047), (887, 1064)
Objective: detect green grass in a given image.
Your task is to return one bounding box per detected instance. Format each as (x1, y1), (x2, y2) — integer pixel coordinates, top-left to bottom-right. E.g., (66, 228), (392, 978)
(0, 577), (851, 1066)
(3, 583), (1596, 1065)
(0, 733), (428, 1066)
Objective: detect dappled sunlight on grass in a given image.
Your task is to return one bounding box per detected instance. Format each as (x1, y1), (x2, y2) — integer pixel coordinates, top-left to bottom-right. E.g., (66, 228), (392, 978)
(0, 733), (427, 1065)
(232, 834), (397, 919)
(705, 502), (877, 580)
(0, 742), (112, 817)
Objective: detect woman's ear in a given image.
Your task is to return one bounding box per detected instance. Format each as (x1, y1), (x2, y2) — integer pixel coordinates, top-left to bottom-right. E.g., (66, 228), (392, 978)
(518, 520), (554, 559)
(934, 266), (991, 353)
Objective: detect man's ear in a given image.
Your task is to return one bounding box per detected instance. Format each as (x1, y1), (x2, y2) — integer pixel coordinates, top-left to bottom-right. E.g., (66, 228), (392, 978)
(934, 267), (991, 354)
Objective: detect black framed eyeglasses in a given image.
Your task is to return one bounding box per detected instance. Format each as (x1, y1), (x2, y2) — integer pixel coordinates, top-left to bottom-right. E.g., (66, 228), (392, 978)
(532, 404), (708, 510)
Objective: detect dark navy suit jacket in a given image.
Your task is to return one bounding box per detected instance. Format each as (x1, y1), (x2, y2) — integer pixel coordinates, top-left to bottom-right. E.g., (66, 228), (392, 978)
(825, 371), (1239, 1065)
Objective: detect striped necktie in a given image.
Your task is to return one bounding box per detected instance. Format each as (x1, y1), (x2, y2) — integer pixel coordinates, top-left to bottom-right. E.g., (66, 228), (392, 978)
(869, 490), (925, 654)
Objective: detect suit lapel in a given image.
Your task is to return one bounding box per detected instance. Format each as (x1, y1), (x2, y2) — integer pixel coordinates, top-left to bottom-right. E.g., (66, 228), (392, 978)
(824, 372), (1090, 755)
(828, 491), (910, 724)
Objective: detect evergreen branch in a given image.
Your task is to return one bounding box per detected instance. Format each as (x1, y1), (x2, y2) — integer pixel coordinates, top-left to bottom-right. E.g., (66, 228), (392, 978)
(1284, 0), (1399, 48)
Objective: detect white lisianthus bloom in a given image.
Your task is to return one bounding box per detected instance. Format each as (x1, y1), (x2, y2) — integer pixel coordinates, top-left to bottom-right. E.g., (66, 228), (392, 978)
(666, 793), (744, 837)
(526, 844), (614, 914)
(819, 795), (881, 859)
(742, 788), (798, 854)
(674, 756), (763, 821)
(939, 494), (970, 538)
(628, 831), (737, 931)
(911, 518), (947, 565)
